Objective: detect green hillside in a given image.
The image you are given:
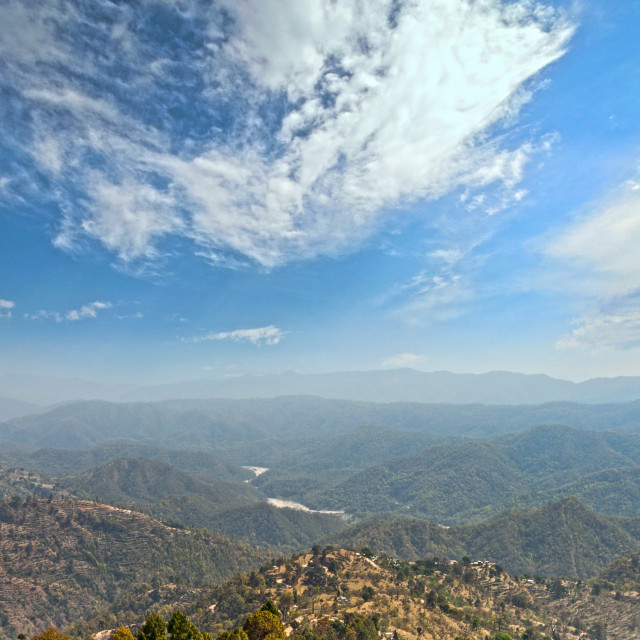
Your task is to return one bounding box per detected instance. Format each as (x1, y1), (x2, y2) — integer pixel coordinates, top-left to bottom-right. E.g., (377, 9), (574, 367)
(225, 425), (445, 471)
(21, 458), (345, 554)
(57, 457), (259, 507)
(598, 551), (640, 591)
(194, 502), (347, 550)
(306, 425), (640, 521)
(0, 400), (268, 450)
(329, 497), (640, 578)
(528, 466), (640, 517)
(0, 441), (253, 481)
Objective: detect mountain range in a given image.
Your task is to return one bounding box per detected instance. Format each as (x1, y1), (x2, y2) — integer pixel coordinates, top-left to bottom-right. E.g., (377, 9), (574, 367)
(3, 368), (640, 409)
(3, 395), (640, 453)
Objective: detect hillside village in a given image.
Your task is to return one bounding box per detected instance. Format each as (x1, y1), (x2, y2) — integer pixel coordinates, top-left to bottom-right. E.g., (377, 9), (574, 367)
(61, 546), (640, 640)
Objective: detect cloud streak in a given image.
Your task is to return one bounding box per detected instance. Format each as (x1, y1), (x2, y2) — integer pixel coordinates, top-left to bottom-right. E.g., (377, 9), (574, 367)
(0, 0), (573, 269)
(191, 326), (286, 346)
(556, 291), (640, 352)
(547, 182), (640, 351)
(380, 352), (425, 369)
(65, 301), (112, 321)
(0, 299), (14, 319)
(23, 301), (112, 322)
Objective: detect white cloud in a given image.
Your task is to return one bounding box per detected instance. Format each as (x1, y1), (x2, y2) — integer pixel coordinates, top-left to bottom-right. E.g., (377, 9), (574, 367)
(65, 301), (112, 321)
(24, 310), (62, 322)
(556, 292), (640, 352)
(115, 311), (144, 320)
(0, 299), (14, 319)
(546, 182), (640, 351)
(385, 231), (489, 323)
(165, 313), (189, 323)
(0, 0), (573, 268)
(25, 301), (112, 322)
(429, 248), (464, 264)
(546, 189), (640, 296)
(397, 270), (472, 324)
(380, 352), (425, 369)
(72, 178), (183, 262)
(192, 325), (286, 346)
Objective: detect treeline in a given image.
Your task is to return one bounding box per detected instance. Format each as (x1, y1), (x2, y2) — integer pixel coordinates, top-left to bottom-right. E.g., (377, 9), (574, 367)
(33, 602), (525, 640)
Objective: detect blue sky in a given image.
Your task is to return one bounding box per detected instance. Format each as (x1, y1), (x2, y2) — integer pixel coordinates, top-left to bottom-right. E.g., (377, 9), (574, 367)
(1, 0), (640, 384)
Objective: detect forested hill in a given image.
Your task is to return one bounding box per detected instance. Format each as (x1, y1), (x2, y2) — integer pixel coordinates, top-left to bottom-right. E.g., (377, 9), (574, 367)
(3, 396), (640, 451)
(0, 441), (253, 479)
(1, 456), (348, 552)
(305, 424), (640, 521)
(328, 497), (640, 578)
(56, 457), (260, 507)
(0, 498), (264, 636)
(599, 551), (640, 591)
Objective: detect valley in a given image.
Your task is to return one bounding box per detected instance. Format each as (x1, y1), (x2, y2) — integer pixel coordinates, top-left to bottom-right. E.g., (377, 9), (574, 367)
(2, 391), (640, 639)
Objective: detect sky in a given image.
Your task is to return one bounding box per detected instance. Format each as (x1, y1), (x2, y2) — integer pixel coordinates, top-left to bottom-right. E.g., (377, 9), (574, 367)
(1, 0), (640, 385)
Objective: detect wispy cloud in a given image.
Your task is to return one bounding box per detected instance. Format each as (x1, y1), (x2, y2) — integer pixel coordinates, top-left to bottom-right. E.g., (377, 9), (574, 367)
(546, 181), (640, 351)
(380, 353), (425, 369)
(381, 231), (490, 324)
(65, 301), (112, 321)
(24, 301), (112, 322)
(191, 326), (286, 346)
(556, 291), (640, 352)
(0, 299), (14, 319)
(115, 311), (144, 320)
(23, 310), (62, 322)
(546, 189), (640, 297)
(0, 0), (573, 269)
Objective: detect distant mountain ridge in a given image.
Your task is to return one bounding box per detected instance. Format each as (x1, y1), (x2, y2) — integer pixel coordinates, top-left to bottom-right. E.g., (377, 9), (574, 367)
(125, 369), (640, 404)
(3, 368), (640, 405)
(0, 396), (44, 421)
(3, 395), (640, 452)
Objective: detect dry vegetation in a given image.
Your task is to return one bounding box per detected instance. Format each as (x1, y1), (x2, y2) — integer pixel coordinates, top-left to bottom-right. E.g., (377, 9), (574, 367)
(0, 498), (261, 637)
(86, 548), (636, 640)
